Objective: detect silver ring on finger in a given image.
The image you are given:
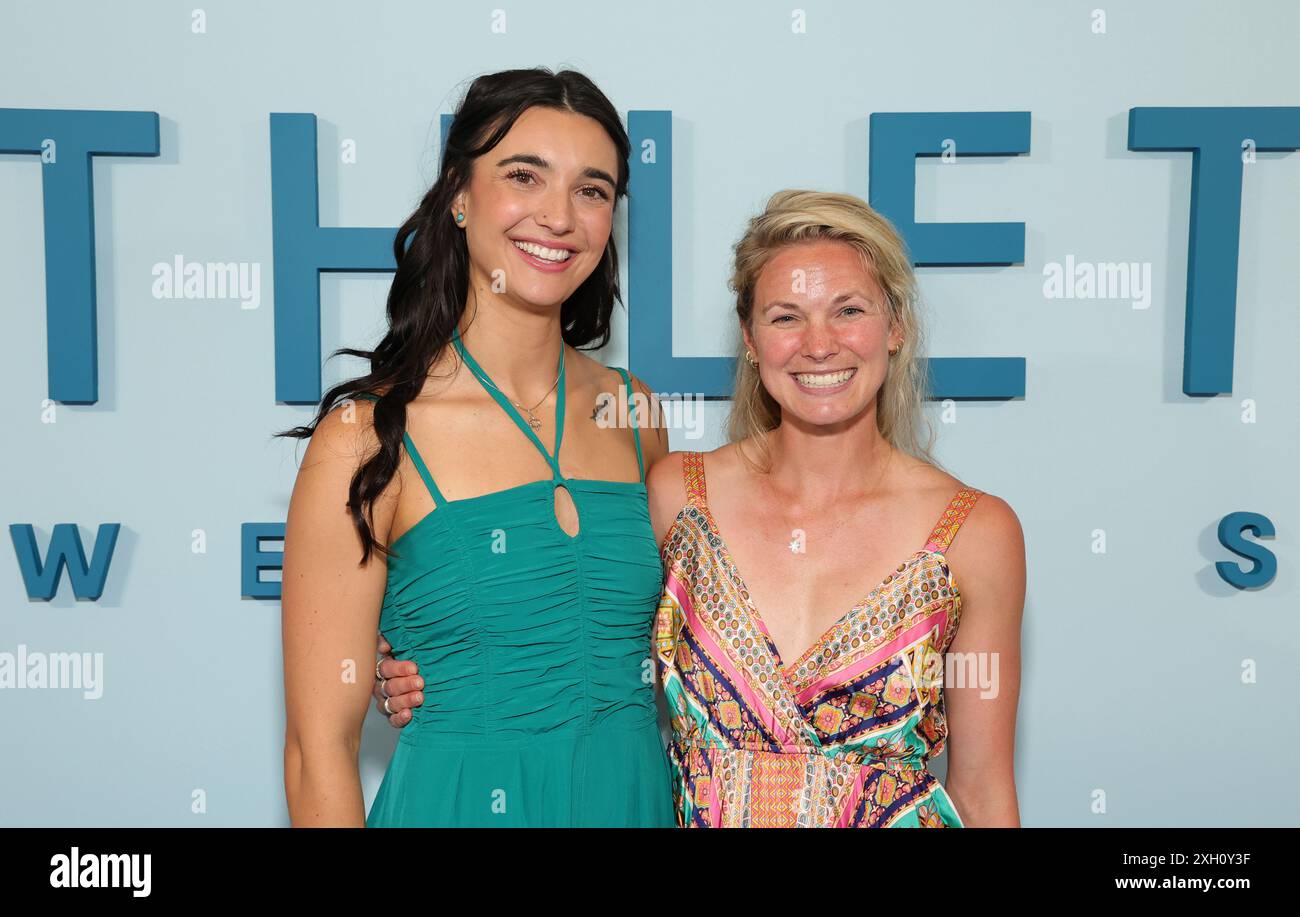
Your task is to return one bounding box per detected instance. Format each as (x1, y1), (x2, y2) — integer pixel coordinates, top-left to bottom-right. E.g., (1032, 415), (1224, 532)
(379, 677), (390, 699)
(374, 656), (385, 681)
(383, 697), (394, 716)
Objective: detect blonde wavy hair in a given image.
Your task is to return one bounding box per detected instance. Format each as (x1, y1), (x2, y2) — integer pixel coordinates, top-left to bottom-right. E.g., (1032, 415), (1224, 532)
(727, 189), (943, 473)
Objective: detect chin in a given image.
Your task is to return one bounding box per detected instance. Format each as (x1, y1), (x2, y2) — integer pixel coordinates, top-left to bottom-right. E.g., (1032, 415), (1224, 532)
(784, 401), (865, 428)
(511, 280), (576, 310)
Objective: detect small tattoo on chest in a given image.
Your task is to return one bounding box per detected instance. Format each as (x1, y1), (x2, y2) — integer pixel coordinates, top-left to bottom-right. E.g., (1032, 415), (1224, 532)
(590, 393), (613, 423)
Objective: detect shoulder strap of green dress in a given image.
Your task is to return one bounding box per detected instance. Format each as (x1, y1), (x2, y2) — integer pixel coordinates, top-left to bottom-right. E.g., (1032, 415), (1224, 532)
(348, 391), (447, 507)
(614, 367), (645, 483)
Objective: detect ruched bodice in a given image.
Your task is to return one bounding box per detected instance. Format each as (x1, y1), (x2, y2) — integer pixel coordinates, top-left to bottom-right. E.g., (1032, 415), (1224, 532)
(360, 328), (673, 827)
(379, 477), (664, 738)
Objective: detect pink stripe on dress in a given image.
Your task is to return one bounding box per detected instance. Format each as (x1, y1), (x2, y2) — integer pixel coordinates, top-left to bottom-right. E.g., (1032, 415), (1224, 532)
(793, 607), (949, 706)
(665, 572), (797, 748)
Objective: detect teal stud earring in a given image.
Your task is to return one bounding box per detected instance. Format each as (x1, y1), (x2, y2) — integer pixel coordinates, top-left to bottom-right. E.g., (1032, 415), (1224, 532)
(455, 211), (465, 224)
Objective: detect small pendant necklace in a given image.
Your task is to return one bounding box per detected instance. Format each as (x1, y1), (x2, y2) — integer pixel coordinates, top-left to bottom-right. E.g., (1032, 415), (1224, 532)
(462, 340), (563, 430)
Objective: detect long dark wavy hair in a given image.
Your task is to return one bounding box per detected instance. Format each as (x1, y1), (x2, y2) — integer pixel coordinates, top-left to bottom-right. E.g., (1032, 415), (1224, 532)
(275, 67), (631, 564)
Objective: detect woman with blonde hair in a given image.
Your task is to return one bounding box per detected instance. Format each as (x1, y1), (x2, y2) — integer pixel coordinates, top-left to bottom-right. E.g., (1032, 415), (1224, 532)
(645, 189), (1025, 827)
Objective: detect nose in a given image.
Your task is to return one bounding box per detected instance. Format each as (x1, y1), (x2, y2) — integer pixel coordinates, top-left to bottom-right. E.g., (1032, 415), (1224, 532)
(802, 319), (838, 361)
(536, 185), (575, 235)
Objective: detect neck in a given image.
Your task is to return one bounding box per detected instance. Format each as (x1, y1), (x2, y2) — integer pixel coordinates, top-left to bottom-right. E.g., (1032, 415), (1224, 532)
(762, 406), (894, 506)
(456, 294), (564, 401)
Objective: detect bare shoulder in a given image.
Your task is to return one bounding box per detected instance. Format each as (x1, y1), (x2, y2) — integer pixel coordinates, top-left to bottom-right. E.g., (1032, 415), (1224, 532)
(894, 455), (1023, 568)
(566, 348), (651, 403)
(567, 348), (647, 403)
(566, 347), (618, 390)
(895, 456), (983, 516)
(646, 442), (740, 545)
(566, 349), (624, 420)
(646, 448), (687, 500)
(892, 452), (959, 496)
(625, 368), (658, 410)
(947, 484), (1026, 617)
(960, 489), (1024, 557)
(646, 449), (689, 546)
(626, 370), (668, 461)
(292, 395), (399, 547)
(303, 395), (382, 468)
(569, 349), (670, 464)
(698, 439), (752, 481)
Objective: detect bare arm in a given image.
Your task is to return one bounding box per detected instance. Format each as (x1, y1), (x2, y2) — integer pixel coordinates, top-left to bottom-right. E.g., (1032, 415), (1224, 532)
(282, 399), (396, 826)
(941, 493), (1026, 828)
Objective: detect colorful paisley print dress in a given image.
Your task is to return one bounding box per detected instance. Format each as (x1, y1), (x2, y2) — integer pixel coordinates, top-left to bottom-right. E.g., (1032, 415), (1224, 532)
(654, 450), (981, 827)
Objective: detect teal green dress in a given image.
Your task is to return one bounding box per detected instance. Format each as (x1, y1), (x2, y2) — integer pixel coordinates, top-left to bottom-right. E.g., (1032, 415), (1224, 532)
(360, 328), (674, 827)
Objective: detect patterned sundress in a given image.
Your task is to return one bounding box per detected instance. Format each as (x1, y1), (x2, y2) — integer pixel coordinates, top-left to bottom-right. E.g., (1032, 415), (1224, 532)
(654, 450), (982, 827)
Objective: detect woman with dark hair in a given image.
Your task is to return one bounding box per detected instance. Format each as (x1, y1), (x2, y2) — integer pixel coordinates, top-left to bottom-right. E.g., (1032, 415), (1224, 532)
(280, 67), (674, 827)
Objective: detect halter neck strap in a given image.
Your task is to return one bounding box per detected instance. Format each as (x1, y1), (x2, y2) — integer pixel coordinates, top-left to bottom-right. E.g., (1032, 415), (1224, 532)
(450, 325), (566, 479)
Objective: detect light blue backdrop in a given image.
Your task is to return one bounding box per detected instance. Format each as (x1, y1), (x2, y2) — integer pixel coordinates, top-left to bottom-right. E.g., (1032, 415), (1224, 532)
(2, 0), (1296, 826)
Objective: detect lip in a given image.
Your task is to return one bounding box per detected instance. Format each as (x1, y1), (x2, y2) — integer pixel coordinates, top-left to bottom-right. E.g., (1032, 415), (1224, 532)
(789, 367), (857, 395)
(509, 236), (579, 253)
(510, 238), (577, 274)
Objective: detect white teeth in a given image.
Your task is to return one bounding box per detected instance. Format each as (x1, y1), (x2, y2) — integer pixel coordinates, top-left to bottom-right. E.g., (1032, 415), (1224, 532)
(513, 240), (572, 262)
(793, 368), (856, 388)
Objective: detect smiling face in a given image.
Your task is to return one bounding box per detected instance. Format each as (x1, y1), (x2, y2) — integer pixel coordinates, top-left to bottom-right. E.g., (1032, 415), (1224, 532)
(742, 239), (902, 429)
(452, 106), (619, 313)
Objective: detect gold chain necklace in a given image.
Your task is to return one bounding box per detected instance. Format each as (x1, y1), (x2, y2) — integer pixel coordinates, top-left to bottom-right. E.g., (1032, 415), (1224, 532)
(462, 344), (563, 430)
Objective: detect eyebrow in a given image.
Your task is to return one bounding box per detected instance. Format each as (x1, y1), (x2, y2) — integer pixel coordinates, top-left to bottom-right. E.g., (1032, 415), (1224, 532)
(495, 153), (617, 189)
(763, 291), (878, 312)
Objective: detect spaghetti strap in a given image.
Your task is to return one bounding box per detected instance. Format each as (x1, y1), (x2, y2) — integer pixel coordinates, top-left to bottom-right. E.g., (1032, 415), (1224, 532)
(923, 488), (982, 554)
(347, 391), (448, 507)
(401, 432), (449, 508)
(614, 367), (645, 483)
(681, 451), (707, 508)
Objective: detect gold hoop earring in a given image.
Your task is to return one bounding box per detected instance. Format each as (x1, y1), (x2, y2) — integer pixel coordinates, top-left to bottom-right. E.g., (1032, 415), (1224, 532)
(745, 350), (758, 368)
